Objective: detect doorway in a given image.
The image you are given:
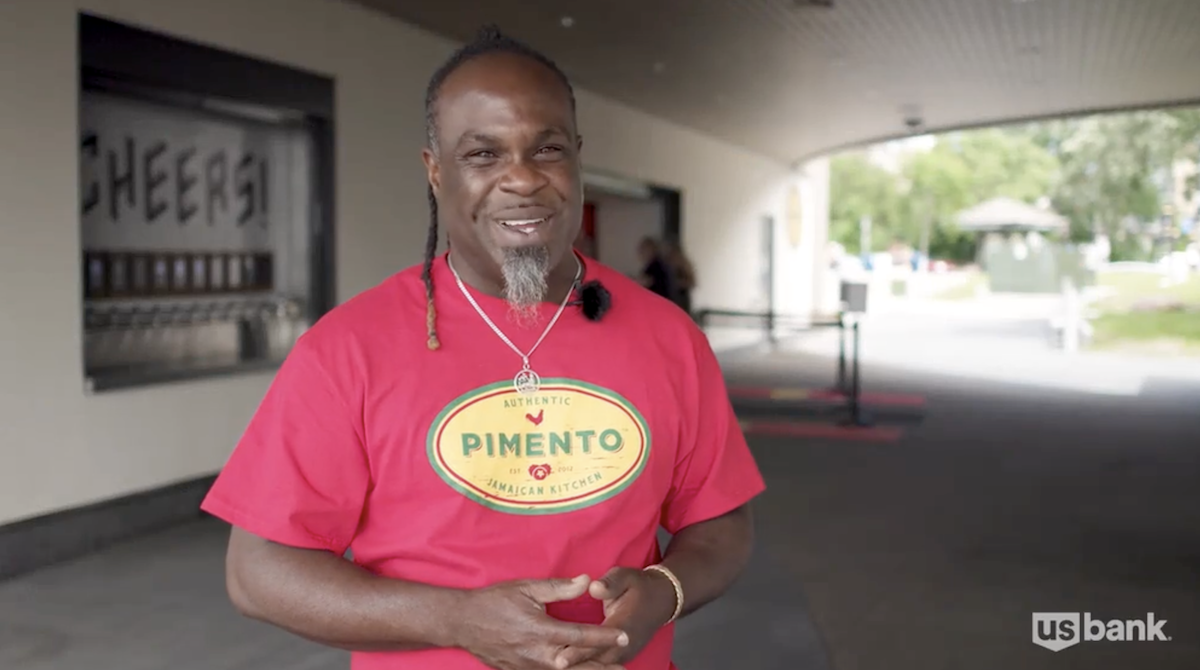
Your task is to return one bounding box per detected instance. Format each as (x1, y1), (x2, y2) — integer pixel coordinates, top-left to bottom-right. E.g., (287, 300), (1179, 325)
(580, 171), (683, 277)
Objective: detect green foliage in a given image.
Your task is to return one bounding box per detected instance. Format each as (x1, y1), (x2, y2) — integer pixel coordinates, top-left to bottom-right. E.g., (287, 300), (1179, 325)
(828, 106), (1200, 265)
(828, 130), (1060, 263)
(1090, 271), (1200, 354)
(1025, 108), (1200, 244)
(829, 153), (903, 254)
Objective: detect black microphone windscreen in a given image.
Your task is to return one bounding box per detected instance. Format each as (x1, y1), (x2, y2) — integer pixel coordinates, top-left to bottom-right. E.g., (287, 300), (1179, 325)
(578, 280), (611, 321)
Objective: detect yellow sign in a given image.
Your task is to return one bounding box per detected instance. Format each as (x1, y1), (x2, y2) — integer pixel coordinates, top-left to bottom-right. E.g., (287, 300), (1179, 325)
(770, 388), (812, 401)
(785, 184), (803, 248)
(427, 379), (651, 515)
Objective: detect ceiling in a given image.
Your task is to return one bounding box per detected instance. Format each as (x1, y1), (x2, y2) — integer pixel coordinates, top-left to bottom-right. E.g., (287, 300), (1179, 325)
(350, 0), (1200, 165)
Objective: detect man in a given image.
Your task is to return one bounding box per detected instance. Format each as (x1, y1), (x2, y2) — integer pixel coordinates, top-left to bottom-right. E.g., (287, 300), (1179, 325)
(663, 241), (696, 316)
(201, 25), (765, 670)
(637, 237), (676, 301)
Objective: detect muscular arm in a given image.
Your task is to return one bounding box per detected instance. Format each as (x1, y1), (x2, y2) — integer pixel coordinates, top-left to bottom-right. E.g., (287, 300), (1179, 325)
(658, 503), (755, 618)
(225, 527), (464, 652)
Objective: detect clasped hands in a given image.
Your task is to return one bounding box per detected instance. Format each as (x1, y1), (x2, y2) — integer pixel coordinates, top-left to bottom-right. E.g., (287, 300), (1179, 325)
(456, 567), (679, 670)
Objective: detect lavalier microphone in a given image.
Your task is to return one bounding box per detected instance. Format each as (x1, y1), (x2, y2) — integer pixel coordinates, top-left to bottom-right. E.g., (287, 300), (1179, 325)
(570, 279), (612, 321)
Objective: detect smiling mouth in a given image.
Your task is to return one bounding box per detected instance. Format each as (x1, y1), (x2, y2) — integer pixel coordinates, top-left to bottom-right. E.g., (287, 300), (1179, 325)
(497, 217), (549, 235)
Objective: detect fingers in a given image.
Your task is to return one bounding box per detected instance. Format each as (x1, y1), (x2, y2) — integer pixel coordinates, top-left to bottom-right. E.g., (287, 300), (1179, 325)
(553, 645), (625, 670)
(572, 661), (626, 670)
(524, 574), (592, 604)
(552, 621), (630, 650)
(548, 625), (629, 670)
(588, 567), (633, 601)
(553, 641), (607, 669)
(553, 645), (595, 670)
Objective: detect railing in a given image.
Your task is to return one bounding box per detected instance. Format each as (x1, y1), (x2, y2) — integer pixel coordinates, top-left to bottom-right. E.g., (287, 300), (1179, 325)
(695, 308), (870, 427)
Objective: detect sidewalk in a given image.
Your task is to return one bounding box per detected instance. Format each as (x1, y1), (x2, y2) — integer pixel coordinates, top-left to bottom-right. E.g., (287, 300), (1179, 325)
(776, 295), (1200, 396)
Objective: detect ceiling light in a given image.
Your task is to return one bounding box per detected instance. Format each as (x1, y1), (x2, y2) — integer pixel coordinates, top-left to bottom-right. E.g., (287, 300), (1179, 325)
(653, 62), (666, 74)
(560, 16), (575, 28)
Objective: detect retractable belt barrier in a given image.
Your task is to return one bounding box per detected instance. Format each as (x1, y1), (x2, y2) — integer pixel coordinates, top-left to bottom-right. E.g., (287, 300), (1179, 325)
(696, 309), (872, 427)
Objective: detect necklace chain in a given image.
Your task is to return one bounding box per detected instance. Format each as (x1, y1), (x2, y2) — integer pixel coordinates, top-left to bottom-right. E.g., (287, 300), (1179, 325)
(447, 253), (581, 394)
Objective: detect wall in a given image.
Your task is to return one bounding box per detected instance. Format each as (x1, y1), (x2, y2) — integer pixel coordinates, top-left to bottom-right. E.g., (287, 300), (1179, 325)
(795, 157), (833, 319)
(572, 96), (797, 314)
(588, 192), (665, 277)
(0, 0), (800, 526)
(700, 158), (833, 352)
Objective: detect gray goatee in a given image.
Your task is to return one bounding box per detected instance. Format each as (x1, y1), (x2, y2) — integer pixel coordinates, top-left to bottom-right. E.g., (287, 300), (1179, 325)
(500, 246), (551, 326)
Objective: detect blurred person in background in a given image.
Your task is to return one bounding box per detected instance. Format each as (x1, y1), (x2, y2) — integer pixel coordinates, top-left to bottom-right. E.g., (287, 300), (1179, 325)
(638, 236), (676, 301)
(663, 241), (696, 316)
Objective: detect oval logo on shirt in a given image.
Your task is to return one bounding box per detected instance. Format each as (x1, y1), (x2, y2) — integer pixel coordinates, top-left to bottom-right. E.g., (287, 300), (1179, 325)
(427, 379), (651, 515)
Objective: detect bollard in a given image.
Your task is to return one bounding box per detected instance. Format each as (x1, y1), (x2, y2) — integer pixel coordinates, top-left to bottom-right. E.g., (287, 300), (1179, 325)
(1061, 277), (1080, 353)
(836, 313), (848, 392)
(843, 319), (873, 427)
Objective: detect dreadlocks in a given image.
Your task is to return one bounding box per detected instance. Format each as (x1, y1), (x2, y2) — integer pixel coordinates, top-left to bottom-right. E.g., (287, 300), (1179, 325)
(420, 24), (578, 350)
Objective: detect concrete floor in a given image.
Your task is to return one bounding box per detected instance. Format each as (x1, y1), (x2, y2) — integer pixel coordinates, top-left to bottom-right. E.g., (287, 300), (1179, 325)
(2, 341), (1199, 669)
(0, 513), (827, 670)
(731, 343), (1200, 670)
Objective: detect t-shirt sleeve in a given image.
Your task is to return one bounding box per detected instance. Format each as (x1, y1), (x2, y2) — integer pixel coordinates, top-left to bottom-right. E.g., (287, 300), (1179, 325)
(200, 336), (370, 555)
(660, 326), (766, 534)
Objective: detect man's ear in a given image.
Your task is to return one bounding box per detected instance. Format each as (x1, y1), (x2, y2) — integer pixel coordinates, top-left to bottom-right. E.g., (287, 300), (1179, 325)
(421, 147), (441, 197)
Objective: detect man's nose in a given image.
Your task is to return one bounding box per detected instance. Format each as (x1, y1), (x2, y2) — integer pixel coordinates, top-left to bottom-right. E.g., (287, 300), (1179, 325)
(498, 160), (549, 196)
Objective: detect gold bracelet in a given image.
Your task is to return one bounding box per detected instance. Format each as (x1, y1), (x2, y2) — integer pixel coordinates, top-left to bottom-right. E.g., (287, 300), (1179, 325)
(643, 564), (684, 624)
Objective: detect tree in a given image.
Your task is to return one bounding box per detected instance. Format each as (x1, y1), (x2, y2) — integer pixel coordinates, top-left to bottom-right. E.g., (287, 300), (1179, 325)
(828, 152), (903, 254)
(896, 140), (973, 261)
(829, 108), (1200, 264)
(1022, 108), (1200, 258)
(898, 130), (1059, 262)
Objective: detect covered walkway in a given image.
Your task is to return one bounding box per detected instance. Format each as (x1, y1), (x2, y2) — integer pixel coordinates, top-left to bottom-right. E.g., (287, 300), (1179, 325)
(4, 341), (1199, 669)
(4, 0), (1200, 668)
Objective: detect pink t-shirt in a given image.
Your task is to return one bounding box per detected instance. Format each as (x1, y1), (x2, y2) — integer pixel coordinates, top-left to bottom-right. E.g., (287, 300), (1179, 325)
(201, 252), (766, 670)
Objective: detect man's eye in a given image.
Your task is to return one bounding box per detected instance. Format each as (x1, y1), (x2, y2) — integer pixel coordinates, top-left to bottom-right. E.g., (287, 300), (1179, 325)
(537, 146), (565, 156)
(469, 150), (497, 159)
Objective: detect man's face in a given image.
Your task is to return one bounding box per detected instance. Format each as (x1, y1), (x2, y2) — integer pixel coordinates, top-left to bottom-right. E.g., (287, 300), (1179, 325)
(423, 52), (583, 313)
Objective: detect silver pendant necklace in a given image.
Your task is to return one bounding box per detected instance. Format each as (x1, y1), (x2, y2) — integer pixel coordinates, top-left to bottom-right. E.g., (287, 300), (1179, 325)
(447, 253), (581, 396)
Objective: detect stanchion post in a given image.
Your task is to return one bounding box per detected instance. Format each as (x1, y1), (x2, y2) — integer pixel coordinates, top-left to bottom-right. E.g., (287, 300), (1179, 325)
(851, 320), (861, 419)
(843, 318), (873, 427)
(836, 312), (848, 392)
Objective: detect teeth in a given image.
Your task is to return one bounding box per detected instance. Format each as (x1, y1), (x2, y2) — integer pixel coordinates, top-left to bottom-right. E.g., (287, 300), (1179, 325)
(500, 218), (546, 227)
